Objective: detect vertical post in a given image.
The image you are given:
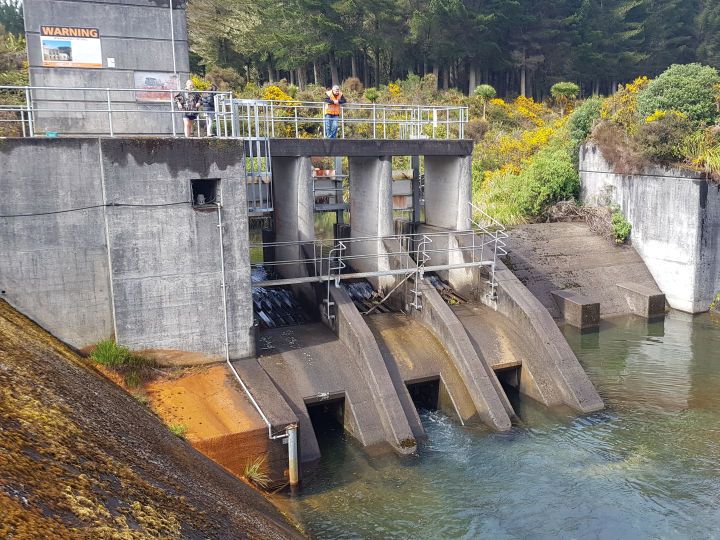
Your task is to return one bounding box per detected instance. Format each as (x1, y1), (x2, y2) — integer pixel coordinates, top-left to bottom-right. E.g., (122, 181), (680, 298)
(25, 87), (34, 137)
(106, 89), (114, 136)
(169, 0), (177, 78)
(340, 106), (345, 138)
(411, 155), (421, 223)
(169, 94), (177, 137)
(288, 424), (299, 490)
(294, 104), (299, 138)
(383, 108), (386, 139)
(372, 103), (377, 139)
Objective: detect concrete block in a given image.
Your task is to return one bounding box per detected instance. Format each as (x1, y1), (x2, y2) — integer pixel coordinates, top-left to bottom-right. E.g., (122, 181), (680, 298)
(551, 289), (600, 330)
(617, 282), (667, 318)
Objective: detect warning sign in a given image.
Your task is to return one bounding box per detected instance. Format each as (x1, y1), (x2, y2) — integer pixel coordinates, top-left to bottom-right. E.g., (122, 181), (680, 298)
(40, 26), (102, 68)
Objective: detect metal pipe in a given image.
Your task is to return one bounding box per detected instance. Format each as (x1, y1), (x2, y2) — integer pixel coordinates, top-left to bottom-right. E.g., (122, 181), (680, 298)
(169, 0), (177, 77)
(288, 424), (299, 489)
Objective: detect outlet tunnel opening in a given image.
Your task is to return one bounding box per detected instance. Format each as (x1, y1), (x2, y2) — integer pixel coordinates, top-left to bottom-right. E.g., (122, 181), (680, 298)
(496, 367), (522, 414)
(306, 397), (346, 448)
(406, 378), (440, 412)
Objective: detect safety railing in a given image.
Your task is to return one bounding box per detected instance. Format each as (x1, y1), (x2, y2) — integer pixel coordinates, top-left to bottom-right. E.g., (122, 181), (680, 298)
(225, 99), (467, 140)
(468, 201), (509, 293)
(0, 85), (234, 137)
(0, 86), (468, 140)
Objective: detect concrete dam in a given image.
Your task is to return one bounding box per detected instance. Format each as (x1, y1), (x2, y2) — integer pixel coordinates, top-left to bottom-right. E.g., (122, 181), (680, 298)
(1, 135), (605, 487)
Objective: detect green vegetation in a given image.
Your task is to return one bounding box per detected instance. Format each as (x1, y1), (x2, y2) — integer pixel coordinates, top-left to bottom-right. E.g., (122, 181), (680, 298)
(611, 209), (632, 244)
(710, 292), (720, 312)
(637, 64), (720, 125)
(90, 339), (155, 388)
(243, 456), (270, 489)
(169, 424), (188, 439)
(187, 1), (720, 99)
(550, 82), (580, 116)
(473, 84), (496, 120)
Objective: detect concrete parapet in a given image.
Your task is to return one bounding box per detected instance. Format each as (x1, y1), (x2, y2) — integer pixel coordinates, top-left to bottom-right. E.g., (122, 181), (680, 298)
(329, 286), (417, 454)
(617, 282), (667, 319)
(551, 289), (601, 330)
(452, 233), (604, 413)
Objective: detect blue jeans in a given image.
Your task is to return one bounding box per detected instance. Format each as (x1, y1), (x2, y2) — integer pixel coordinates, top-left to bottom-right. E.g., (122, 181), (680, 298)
(324, 114), (339, 138)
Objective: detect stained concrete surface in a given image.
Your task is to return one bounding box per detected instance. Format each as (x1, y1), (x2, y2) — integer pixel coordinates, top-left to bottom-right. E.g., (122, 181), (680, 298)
(252, 323), (402, 462)
(504, 221), (663, 319)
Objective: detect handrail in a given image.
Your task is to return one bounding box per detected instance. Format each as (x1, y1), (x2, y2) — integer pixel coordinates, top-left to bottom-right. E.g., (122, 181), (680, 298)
(468, 201), (508, 291)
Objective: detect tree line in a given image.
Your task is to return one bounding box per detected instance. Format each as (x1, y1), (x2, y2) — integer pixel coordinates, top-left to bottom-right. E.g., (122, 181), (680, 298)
(188, 0), (720, 98)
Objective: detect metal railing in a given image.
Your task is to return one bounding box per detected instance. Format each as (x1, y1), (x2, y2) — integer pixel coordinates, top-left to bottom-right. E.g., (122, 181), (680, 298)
(0, 85), (235, 138)
(226, 99), (467, 140)
(468, 201), (509, 293)
(0, 85), (468, 140)
(251, 230), (502, 320)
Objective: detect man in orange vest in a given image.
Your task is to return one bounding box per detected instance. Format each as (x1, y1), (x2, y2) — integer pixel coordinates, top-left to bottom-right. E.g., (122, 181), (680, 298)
(324, 85), (346, 138)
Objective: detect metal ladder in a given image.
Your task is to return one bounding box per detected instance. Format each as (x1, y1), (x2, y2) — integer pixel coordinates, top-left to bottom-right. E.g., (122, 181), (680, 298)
(235, 100), (273, 213)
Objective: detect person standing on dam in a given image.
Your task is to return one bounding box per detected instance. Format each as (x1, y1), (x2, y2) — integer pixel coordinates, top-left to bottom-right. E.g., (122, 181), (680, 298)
(324, 85), (346, 138)
(175, 80), (201, 137)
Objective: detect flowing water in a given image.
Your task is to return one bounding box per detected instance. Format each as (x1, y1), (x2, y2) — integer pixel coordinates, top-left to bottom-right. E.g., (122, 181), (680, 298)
(275, 312), (720, 539)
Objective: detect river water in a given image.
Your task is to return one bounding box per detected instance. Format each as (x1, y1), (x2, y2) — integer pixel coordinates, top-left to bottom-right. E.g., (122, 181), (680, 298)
(276, 312), (720, 539)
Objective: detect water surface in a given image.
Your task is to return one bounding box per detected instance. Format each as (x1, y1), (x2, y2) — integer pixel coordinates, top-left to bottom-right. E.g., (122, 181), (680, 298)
(277, 313), (720, 539)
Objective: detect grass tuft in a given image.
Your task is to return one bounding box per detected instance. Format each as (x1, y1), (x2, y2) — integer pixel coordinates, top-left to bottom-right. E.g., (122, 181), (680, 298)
(169, 424), (188, 438)
(90, 339), (155, 388)
(243, 456), (271, 489)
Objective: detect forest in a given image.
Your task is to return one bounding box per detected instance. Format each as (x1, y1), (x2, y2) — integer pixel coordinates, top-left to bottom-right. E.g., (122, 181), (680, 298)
(187, 0), (720, 98)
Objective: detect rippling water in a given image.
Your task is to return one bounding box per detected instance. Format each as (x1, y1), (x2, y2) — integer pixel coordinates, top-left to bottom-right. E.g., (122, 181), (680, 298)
(276, 313), (720, 539)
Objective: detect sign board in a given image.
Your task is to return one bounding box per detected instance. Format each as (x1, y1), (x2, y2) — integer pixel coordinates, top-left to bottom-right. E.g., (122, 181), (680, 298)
(40, 26), (102, 68)
(133, 72), (180, 102)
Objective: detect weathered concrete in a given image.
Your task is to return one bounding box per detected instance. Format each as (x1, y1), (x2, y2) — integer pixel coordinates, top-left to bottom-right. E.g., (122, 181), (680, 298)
(24, 0), (190, 135)
(0, 137), (254, 362)
(452, 232), (605, 413)
(383, 238), (513, 429)
(252, 320), (416, 462)
(348, 156), (394, 290)
(267, 138), (473, 157)
(145, 364), (295, 487)
(424, 155), (472, 231)
(329, 286), (417, 454)
(617, 282), (667, 319)
(551, 289), (600, 330)
(505, 221), (664, 319)
(580, 143), (720, 313)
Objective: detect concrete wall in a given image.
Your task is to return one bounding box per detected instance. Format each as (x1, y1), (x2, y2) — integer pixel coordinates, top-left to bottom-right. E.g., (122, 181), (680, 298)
(24, 0), (190, 135)
(0, 138), (254, 363)
(580, 143), (720, 313)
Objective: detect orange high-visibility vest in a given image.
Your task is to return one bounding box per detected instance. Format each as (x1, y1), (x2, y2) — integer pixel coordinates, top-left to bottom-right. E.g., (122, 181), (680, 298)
(325, 90), (343, 115)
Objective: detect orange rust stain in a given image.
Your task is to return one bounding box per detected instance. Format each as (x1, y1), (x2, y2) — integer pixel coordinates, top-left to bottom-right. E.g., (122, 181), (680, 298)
(145, 365), (265, 442)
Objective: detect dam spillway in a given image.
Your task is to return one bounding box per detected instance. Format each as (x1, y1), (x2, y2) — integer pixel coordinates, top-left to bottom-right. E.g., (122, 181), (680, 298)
(1, 134), (605, 486)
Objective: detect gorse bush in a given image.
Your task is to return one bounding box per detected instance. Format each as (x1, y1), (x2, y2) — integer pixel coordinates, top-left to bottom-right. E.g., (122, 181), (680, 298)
(635, 111), (694, 162)
(637, 63), (720, 125)
(568, 97), (603, 150)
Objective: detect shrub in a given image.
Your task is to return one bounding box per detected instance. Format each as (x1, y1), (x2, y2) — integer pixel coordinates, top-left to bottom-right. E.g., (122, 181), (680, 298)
(678, 129), (720, 177)
(637, 63), (720, 125)
(601, 76), (649, 134)
(343, 76), (364, 94)
(364, 87), (379, 103)
(190, 74), (210, 90)
(635, 111), (694, 163)
(611, 209), (632, 244)
(551, 82), (580, 115)
(465, 118), (490, 141)
(205, 66), (243, 92)
(568, 96), (603, 149)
